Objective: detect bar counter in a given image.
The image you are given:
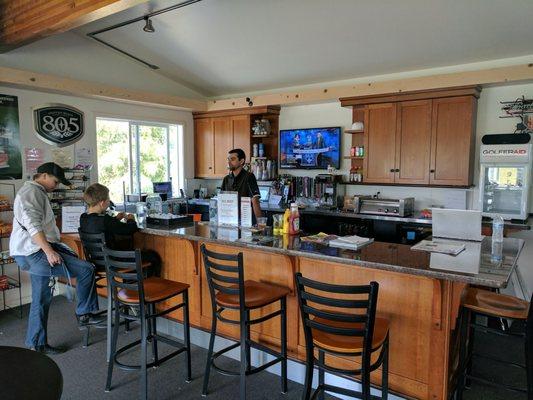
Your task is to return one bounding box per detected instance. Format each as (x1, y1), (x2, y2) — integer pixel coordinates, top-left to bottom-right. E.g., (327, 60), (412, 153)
(63, 223), (524, 400)
(141, 222), (523, 287)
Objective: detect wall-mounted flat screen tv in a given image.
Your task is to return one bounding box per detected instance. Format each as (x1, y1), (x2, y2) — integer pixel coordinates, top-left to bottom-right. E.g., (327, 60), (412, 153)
(279, 126), (341, 169)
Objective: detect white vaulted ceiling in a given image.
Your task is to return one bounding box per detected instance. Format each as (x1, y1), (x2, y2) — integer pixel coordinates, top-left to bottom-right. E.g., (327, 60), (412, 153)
(72, 0), (533, 98)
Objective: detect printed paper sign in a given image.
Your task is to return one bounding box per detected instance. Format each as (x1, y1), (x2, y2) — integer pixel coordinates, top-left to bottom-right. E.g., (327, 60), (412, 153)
(217, 192), (239, 226)
(61, 205), (86, 233)
(240, 197), (252, 227)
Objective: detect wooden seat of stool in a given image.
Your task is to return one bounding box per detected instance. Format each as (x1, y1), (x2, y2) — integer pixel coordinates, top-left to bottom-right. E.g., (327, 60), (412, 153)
(95, 260), (153, 288)
(215, 280), (290, 309)
(118, 277), (189, 304)
(463, 288), (529, 320)
(312, 316), (390, 353)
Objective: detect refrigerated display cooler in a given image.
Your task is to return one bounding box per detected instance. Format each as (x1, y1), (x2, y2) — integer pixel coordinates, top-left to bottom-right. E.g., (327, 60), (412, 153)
(479, 133), (532, 220)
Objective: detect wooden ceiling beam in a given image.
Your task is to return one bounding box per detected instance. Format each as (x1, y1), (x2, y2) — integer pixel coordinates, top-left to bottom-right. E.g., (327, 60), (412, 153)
(0, 66), (207, 111)
(0, 0), (148, 53)
(206, 64), (533, 111)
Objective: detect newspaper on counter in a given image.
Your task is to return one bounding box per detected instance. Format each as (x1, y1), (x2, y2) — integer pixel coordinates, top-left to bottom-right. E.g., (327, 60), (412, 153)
(411, 240), (466, 256)
(300, 232), (338, 244)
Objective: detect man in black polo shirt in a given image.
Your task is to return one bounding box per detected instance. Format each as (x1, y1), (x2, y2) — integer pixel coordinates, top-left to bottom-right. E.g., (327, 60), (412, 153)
(220, 148), (262, 223)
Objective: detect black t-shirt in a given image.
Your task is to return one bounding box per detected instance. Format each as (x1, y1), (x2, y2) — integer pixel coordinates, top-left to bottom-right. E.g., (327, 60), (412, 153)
(79, 212), (138, 250)
(221, 170), (260, 199)
(221, 170), (260, 224)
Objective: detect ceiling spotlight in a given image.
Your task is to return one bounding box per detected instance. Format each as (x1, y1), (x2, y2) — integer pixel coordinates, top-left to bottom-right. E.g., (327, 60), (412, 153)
(143, 17), (155, 33)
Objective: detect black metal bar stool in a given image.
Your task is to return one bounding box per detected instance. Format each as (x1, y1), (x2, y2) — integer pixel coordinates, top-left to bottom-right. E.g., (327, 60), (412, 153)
(295, 273), (390, 400)
(103, 247), (191, 400)
(456, 287), (532, 399)
(79, 230), (157, 359)
(77, 231), (114, 354)
(200, 243), (290, 399)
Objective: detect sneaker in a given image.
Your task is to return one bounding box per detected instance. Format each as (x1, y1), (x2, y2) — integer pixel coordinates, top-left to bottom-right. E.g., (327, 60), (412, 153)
(77, 313), (106, 327)
(31, 344), (67, 355)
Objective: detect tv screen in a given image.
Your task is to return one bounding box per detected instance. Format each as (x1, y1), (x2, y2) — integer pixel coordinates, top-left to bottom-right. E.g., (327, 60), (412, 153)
(279, 127), (341, 169)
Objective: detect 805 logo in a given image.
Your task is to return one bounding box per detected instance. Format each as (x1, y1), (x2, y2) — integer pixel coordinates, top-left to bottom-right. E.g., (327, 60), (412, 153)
(33, 105), (84, 147)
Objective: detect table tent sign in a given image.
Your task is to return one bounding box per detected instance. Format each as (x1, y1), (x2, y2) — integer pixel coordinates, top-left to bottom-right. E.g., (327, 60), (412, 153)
(217, 192), (239, 226)
(33, 104), (84, 147)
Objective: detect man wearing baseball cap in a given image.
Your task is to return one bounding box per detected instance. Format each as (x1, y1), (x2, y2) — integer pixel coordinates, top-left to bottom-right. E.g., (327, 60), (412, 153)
(10, 162), (103, 354)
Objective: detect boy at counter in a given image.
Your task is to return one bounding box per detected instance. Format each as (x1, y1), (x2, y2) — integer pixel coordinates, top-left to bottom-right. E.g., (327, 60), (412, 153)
(79, 183), (160, 276)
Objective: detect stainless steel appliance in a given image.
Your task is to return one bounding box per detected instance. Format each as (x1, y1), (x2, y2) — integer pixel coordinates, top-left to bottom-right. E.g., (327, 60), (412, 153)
(343, 195), (371, 213)
(359, 197), (414, 217)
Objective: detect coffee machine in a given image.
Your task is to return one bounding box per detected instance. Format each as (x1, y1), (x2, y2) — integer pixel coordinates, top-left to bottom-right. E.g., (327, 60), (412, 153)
(314, 174), (344, 209)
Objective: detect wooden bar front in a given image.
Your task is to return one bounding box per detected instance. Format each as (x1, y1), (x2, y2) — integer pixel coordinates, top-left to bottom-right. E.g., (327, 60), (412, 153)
(128, 232), (465, 400)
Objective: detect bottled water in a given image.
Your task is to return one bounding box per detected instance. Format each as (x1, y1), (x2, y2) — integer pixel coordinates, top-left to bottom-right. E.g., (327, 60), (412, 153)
(492, 215), (504, 243)
(491, 215), (504, 263)
(136, 202), (147, 226)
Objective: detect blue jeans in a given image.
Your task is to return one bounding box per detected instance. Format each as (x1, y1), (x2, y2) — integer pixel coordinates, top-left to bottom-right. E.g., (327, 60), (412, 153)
(14, 243), (99, 348)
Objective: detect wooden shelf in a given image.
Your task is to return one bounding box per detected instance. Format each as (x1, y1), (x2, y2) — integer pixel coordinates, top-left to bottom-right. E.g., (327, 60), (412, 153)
(344, 129), (364, 134)
(251, 134), (271, 138)
(343, 156), (365, 160)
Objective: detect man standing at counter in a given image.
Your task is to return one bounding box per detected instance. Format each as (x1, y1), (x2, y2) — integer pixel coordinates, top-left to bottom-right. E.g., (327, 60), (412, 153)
(221, 148), (262, 222)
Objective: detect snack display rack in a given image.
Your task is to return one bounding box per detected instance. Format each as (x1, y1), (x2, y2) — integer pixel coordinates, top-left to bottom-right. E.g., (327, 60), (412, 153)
(0, 182), (22, 318)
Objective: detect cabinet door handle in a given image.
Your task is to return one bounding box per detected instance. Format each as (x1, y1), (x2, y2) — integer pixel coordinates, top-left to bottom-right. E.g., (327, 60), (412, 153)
(430, 169), (435, 173)
(395, 169), (400, 172)
(390, 168), (395, 172)
(208, 166), (212, 170)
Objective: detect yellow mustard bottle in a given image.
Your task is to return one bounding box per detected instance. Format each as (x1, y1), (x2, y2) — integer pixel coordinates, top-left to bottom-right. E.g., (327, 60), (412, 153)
(282, 208), (290, 234)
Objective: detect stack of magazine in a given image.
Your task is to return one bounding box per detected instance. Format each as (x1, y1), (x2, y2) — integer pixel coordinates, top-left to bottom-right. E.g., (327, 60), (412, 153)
(328, 235), (374, 250)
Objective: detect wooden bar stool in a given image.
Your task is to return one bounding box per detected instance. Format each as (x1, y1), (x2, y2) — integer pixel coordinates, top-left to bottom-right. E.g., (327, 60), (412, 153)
(103, 247), (191, 400)
(200, 243), (290, 399)
(295, 273), (390, 400)
(456, 287), (532, 399)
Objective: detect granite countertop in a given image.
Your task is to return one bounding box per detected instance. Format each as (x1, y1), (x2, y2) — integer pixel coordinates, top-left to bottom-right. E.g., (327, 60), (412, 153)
(141, 222), (524, 288)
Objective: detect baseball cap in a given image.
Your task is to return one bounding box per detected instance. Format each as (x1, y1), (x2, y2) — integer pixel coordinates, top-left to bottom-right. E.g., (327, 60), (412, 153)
(37, 162), (71, 186)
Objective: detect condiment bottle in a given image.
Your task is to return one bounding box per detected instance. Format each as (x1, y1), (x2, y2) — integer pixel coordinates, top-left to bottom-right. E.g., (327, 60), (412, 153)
(289, 202), (300, 235)
(282, 208), (291, 234)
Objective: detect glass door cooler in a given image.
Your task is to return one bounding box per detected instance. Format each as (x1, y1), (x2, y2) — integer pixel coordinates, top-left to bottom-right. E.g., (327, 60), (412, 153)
(479, 134), (532, 220)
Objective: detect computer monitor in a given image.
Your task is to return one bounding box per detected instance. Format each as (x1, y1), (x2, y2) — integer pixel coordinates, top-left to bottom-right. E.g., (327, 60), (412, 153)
(153, 181), (172, 198)
(258, 186), (270, 202)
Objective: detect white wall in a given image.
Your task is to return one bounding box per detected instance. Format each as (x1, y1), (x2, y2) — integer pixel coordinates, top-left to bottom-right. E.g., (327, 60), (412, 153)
(0, 84), (194, 308)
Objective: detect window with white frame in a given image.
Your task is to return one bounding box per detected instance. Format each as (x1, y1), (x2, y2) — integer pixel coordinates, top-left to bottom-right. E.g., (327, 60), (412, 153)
(96, 117), (184, 203)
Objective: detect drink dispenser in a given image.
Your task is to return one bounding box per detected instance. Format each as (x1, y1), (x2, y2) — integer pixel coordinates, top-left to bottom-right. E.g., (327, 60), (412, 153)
(479, 133), (532, 220)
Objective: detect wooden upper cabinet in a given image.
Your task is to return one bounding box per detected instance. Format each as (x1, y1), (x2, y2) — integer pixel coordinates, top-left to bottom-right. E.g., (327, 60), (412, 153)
(430, 96), (477, 186)
(213, 117), (232, 176)
(363, 103), (397, 183)
(193, 106), (280, 178)
(194, 118), (214, 178)
(231, 115), (251, 156)
(341, 86), (480, 187)
(395, 100), (432, 184)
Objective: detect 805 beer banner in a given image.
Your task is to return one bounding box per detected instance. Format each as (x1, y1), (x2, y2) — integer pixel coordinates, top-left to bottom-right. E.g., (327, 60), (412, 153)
(33, 104), (84, 147)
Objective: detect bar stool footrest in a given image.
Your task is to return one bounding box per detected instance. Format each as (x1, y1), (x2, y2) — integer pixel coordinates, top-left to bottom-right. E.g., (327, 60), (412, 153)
(316, 383), (383, 400)
(210, 340), (284, 377)
(113, 335), (188, 371)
